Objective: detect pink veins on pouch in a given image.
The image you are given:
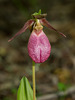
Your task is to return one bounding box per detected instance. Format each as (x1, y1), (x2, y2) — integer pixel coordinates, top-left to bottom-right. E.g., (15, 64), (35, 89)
(28, 29), (51, 63)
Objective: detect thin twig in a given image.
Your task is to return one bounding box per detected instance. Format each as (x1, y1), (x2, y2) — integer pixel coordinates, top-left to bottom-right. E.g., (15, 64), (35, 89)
(37, 86), (75, 100)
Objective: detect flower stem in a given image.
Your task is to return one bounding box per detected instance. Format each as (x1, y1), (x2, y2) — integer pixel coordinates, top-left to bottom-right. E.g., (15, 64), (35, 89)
(32, 61), (36, 100)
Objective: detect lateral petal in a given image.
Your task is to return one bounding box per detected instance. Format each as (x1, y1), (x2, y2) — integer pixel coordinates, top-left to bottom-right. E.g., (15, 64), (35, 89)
(40, 18), (66, 37)
(8, 19), (34, 42)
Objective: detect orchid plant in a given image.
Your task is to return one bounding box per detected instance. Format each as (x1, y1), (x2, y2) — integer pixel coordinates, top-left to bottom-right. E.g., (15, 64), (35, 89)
(8, 10), (66, 100)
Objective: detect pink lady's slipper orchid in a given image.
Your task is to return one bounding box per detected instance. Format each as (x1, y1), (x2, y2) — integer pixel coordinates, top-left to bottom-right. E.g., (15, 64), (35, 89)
(8, 10), (66, 63)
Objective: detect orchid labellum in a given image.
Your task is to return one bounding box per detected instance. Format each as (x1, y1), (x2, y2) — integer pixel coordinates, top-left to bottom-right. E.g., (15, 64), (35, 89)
(8, 10), (66, 63)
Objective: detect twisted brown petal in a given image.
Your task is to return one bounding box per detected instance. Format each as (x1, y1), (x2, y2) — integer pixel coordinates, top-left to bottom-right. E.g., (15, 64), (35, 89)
(8, 19), (34, 42)
(40, 18), (66, 37)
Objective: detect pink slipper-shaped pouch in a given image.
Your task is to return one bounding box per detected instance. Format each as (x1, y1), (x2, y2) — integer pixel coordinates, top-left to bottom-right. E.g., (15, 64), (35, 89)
(28, 29), (51, 63)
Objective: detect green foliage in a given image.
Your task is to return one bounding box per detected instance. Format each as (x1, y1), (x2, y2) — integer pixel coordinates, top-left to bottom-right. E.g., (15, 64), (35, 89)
(58, 82), (71, 100)
(58, 82), (66, 91)
(11, 88), (17, 94)
(58, 82), (71, 92)
(17, 76), (36, 100)
(3, 97), (13, 100)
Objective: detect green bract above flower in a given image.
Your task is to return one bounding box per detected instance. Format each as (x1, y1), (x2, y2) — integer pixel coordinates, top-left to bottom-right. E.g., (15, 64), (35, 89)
(32, 9), (41, 16)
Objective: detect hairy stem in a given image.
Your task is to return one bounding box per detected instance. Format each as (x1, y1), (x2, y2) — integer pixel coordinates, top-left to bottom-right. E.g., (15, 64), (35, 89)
(32, 61), (36, 100)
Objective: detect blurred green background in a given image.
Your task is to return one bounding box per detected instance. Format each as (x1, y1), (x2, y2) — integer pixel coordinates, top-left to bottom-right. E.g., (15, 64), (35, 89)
(0, 0), (75, 100)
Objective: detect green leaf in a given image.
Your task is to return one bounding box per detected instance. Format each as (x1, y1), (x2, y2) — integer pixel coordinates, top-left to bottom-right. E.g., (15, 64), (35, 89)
(17, 76), (36, 100)
(58, 82), (66, 91)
